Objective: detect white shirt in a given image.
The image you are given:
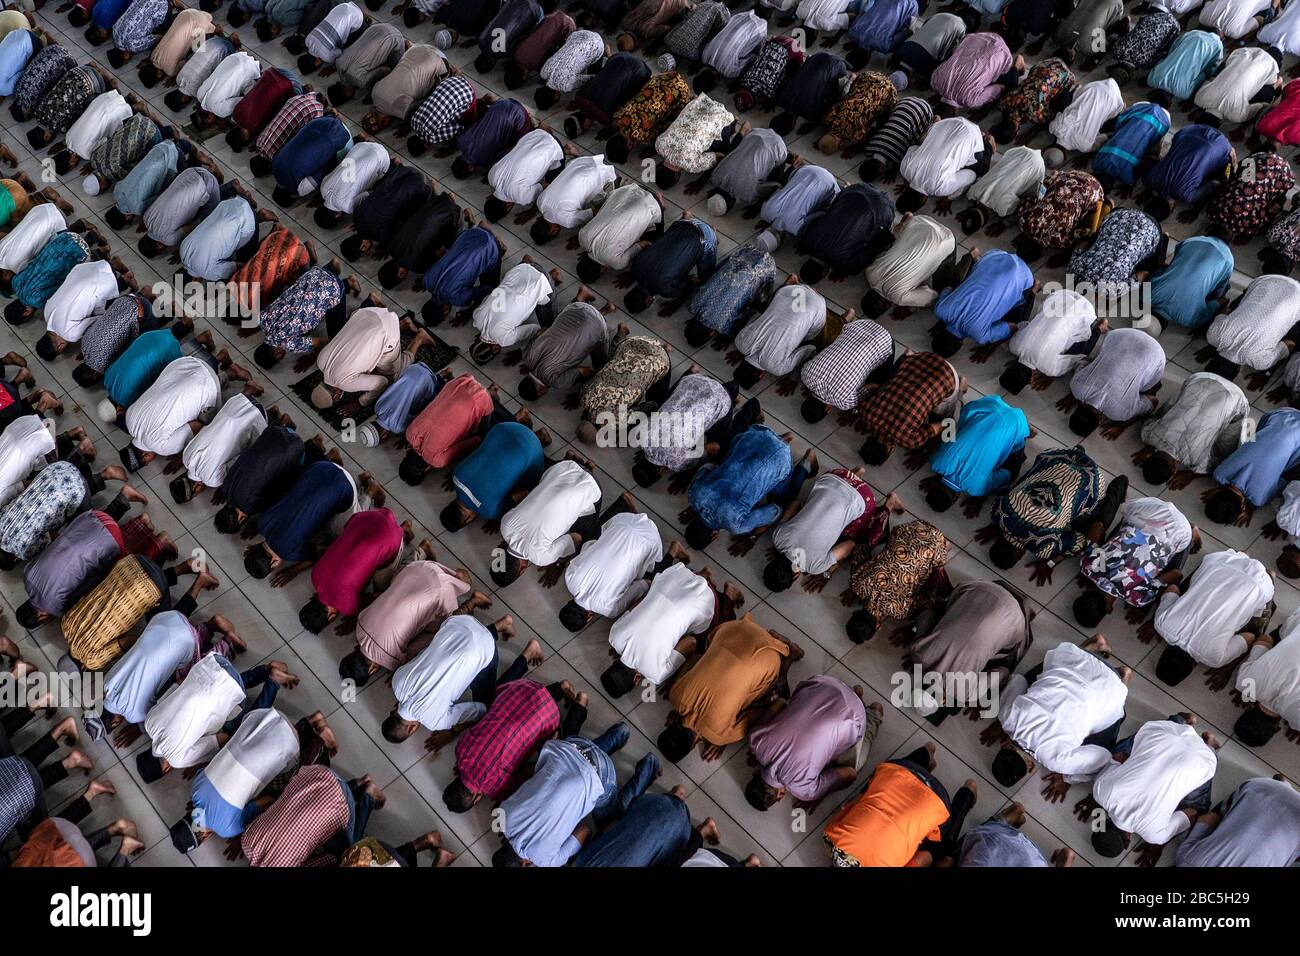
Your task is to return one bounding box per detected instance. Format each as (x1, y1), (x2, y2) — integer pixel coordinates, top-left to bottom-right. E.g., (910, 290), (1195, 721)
(608, 563), (714, 685)
(125, 355), (222, 456)
(472, 262), (553, 348)
(1207, 274), (1300, 372)
(1051, 78), (1125, 152)
(735, 283), (826, 376)
(204, 708), (300, 812)
(1259, 0), (1300, 53)
(537, 154), (616, 229)
(998, 642), (1128, 781)
(391, 614), (496, 731)
(181, 393), (267, 489)
(320, 141), (391, 214)
(1154, 549), (1273, 667)
(1277, 479), (1300, 545)
(43, 260), (118, 343)
(967, 146), (1046, 218)
(563, 511), (663, 618)
(1008, 288), (1097, 377)
(0, 416), (54, 507)
(65, 91), (132, 160)
(579, 183), (661, 270)
(900, 117), (985, 198)
(1194, 46), (1279, 123)
(500, 460), (601, 565)
(796, 0), (853, 30)
(1091, 720), (1217, 845)
(770, 471), (865, 575)
(1200, 0), (1273, 38)
(144, 653), (246, 769)
(866, 214), (956, 307)
(1236, 604), (1300, 729)
(0, 203), (66, 273)
(305, 1), (363, 63)
(196, 51), (261, 117)
(488, 129), (564, 207)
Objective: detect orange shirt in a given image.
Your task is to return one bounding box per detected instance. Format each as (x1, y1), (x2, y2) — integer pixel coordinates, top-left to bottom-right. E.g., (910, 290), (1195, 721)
(823, 762), (950, 867)
(668, 615), (788, 746)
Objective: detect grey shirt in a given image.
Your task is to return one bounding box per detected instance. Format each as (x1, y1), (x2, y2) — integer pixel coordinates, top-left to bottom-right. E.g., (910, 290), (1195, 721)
(521, 301), (610, 391)
(143, 165), (221, 247)
(1175, 778), (1300, 867)
(710, 127), (788, 205)
(771, 471), (866, 575)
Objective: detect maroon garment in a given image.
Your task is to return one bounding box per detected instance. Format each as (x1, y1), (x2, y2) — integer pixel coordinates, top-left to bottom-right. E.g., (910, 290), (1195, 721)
(232, 70), (295, 134)
(513, 10), (575, 72)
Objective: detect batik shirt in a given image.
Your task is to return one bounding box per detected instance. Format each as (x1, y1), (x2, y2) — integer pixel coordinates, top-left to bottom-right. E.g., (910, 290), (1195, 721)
(0, 461), (87, 561)
(112, 0), (168, 53)
(992, 446), (1103, 560)
(824, 72), (897, 143)
(688, 244), (777, 335)
(1208, 151), (1295, 237)
(998, 58), (1075, 127)
(741, 36), (800, 100)
(11, 43), (74, 120)
(34, 65), (103, 134)
(848, 520), (947, 621)
(80, 293), (146, 373)
(91, 113), (161, 184)
(260, 266), (345, 354)
(665, 0), (729, 61)
(579, 336), (671, 418)
(613, 71), (693, 146)
(1112, 10), (1179, 69)
(1066, 208), (1161, 295)
(1018, 170), (1104, 249)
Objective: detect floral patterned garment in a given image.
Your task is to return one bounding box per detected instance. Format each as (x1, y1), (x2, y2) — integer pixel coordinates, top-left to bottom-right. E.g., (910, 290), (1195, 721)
(33, 65), (103, 134)
(11, 43), (74, 120)
(1208, 150), (1296, 237)
(1267, 204), (1300, 259)
(0, 461), (88, 561)
(613, 70), (693, 146)
(824, 71), (898, 143)
(1112, 10), (1180, 70)
(740, 35), (802, 102)
(688, 243), (778, 335)
(998, 58), (1076, 127)
(1018, 170), (1104, 249)
(1066, 207), (1161, 295)
(1080, 525), (1173, 607)
(260, 265), (345, 354)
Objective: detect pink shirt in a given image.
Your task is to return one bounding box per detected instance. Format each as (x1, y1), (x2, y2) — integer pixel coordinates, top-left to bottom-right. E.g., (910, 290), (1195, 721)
(405, 374), (495, 469)
(310, 509), (403, 617)
(355, 560), (470, 671)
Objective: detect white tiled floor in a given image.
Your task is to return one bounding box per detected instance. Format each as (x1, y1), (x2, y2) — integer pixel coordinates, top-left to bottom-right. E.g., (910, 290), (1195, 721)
(1, 0), (1298, 869)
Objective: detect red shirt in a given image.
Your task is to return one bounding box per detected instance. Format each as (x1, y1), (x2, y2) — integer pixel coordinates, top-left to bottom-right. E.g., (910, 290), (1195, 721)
(232, 70), (294, 135)
(405, 373), (495, 469)
(455, 679), (559, 798)
(310, 509), (402, 616)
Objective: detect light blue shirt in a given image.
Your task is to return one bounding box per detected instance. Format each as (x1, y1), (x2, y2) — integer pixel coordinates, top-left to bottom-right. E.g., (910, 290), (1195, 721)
(1213, 407), (1300, 506)
(501, 738), (609, 867)
(180, 196), (255, 281)
(1149, 236), (1233, 330)
(930, 395), (1030, 497)
(113, 140), (180, 217)
(0, 29), (34, 97)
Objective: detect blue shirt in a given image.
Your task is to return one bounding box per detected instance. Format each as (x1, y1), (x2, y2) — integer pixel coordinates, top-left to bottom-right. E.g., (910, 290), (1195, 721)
(1144, 124), (1230, 203)
(256, 460), (354, 561)
(1149, 236), (1233, 330)
(1213, 408), (1300, 506)
(190, 770), (258, 838)
(423, 227), (501, 308)
(375, 363), (441, 433)
(1094, 102), (1171, 185)
(113, 140), (180, 217)
(934, 250), (1034, 346)
(959, 818), (1048, 866)
(104, 329), (182, 407)
(452, 421), (544, 520)
(930, 395), (1030, 497)
(688, 425), (791, 534)
(272, 116), (350, 193)
(848, 0), (917, 53)
(631, 218), (717, 302)
(0, 29), (34, 96)
(1148, 30), (1222, 102)
(92, 0), (132, 30)
(454, 97), (527, 170)
(573, 793), (693, 867)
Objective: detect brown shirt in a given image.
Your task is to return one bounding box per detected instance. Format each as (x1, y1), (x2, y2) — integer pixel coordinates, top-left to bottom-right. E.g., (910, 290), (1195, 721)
(669, 614), (788, 745)
(908, 579), (1032, 677)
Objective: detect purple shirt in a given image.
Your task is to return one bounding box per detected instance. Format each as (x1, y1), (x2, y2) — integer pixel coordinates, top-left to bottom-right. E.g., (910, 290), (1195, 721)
(749, 675), (866, 801)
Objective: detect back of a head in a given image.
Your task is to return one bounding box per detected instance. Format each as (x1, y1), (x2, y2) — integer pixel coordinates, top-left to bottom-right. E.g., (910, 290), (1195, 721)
(845, 609), (877, 644)
(859, 437), (889, 466)
(1154, 643), (1196, 686)
(214, 505), (241, 534)
(631, 457), (661, 487)
(744, 772), (779, 812)
(1000, 361), (1032, 395)
(1204, 486), (1242, 526)
(684, 518), (714, 551)
(244, 545), (273, 579)
(558, 600), (589, 633)
(1072, 589), (1107, 629)
(763, 555), (795, 592)
(443, 777), (478, 814)
(299, 596), (331, 634)
(1234, 706), (1281, 747)
(1068, 404), (1100, 438)
(600, 659), (637, 698)
(989, 536), (1020, 570)
(1091, 824), (1127, 858)
(991, 747), (1029, 788)
(925, 484), (955, 513)
(657, 723), (695, 763)
(439, 500), (466, 532)
(623, 287), (649, 315)
(801, 396), (828, 424)
(798, 258), (826, 286)
(1141, 452), (1175, 487)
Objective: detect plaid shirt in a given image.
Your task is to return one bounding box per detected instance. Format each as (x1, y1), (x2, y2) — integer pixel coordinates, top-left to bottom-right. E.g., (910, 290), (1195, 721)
(0, 756), (37, 843)
(242, 765), (350, 867)
(410, 76), (476, 146)
(455, 679), (560, 799)
(255, 93), (325, 160)
(801, 319), (894, 411)
(861, 351), (955, 451)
